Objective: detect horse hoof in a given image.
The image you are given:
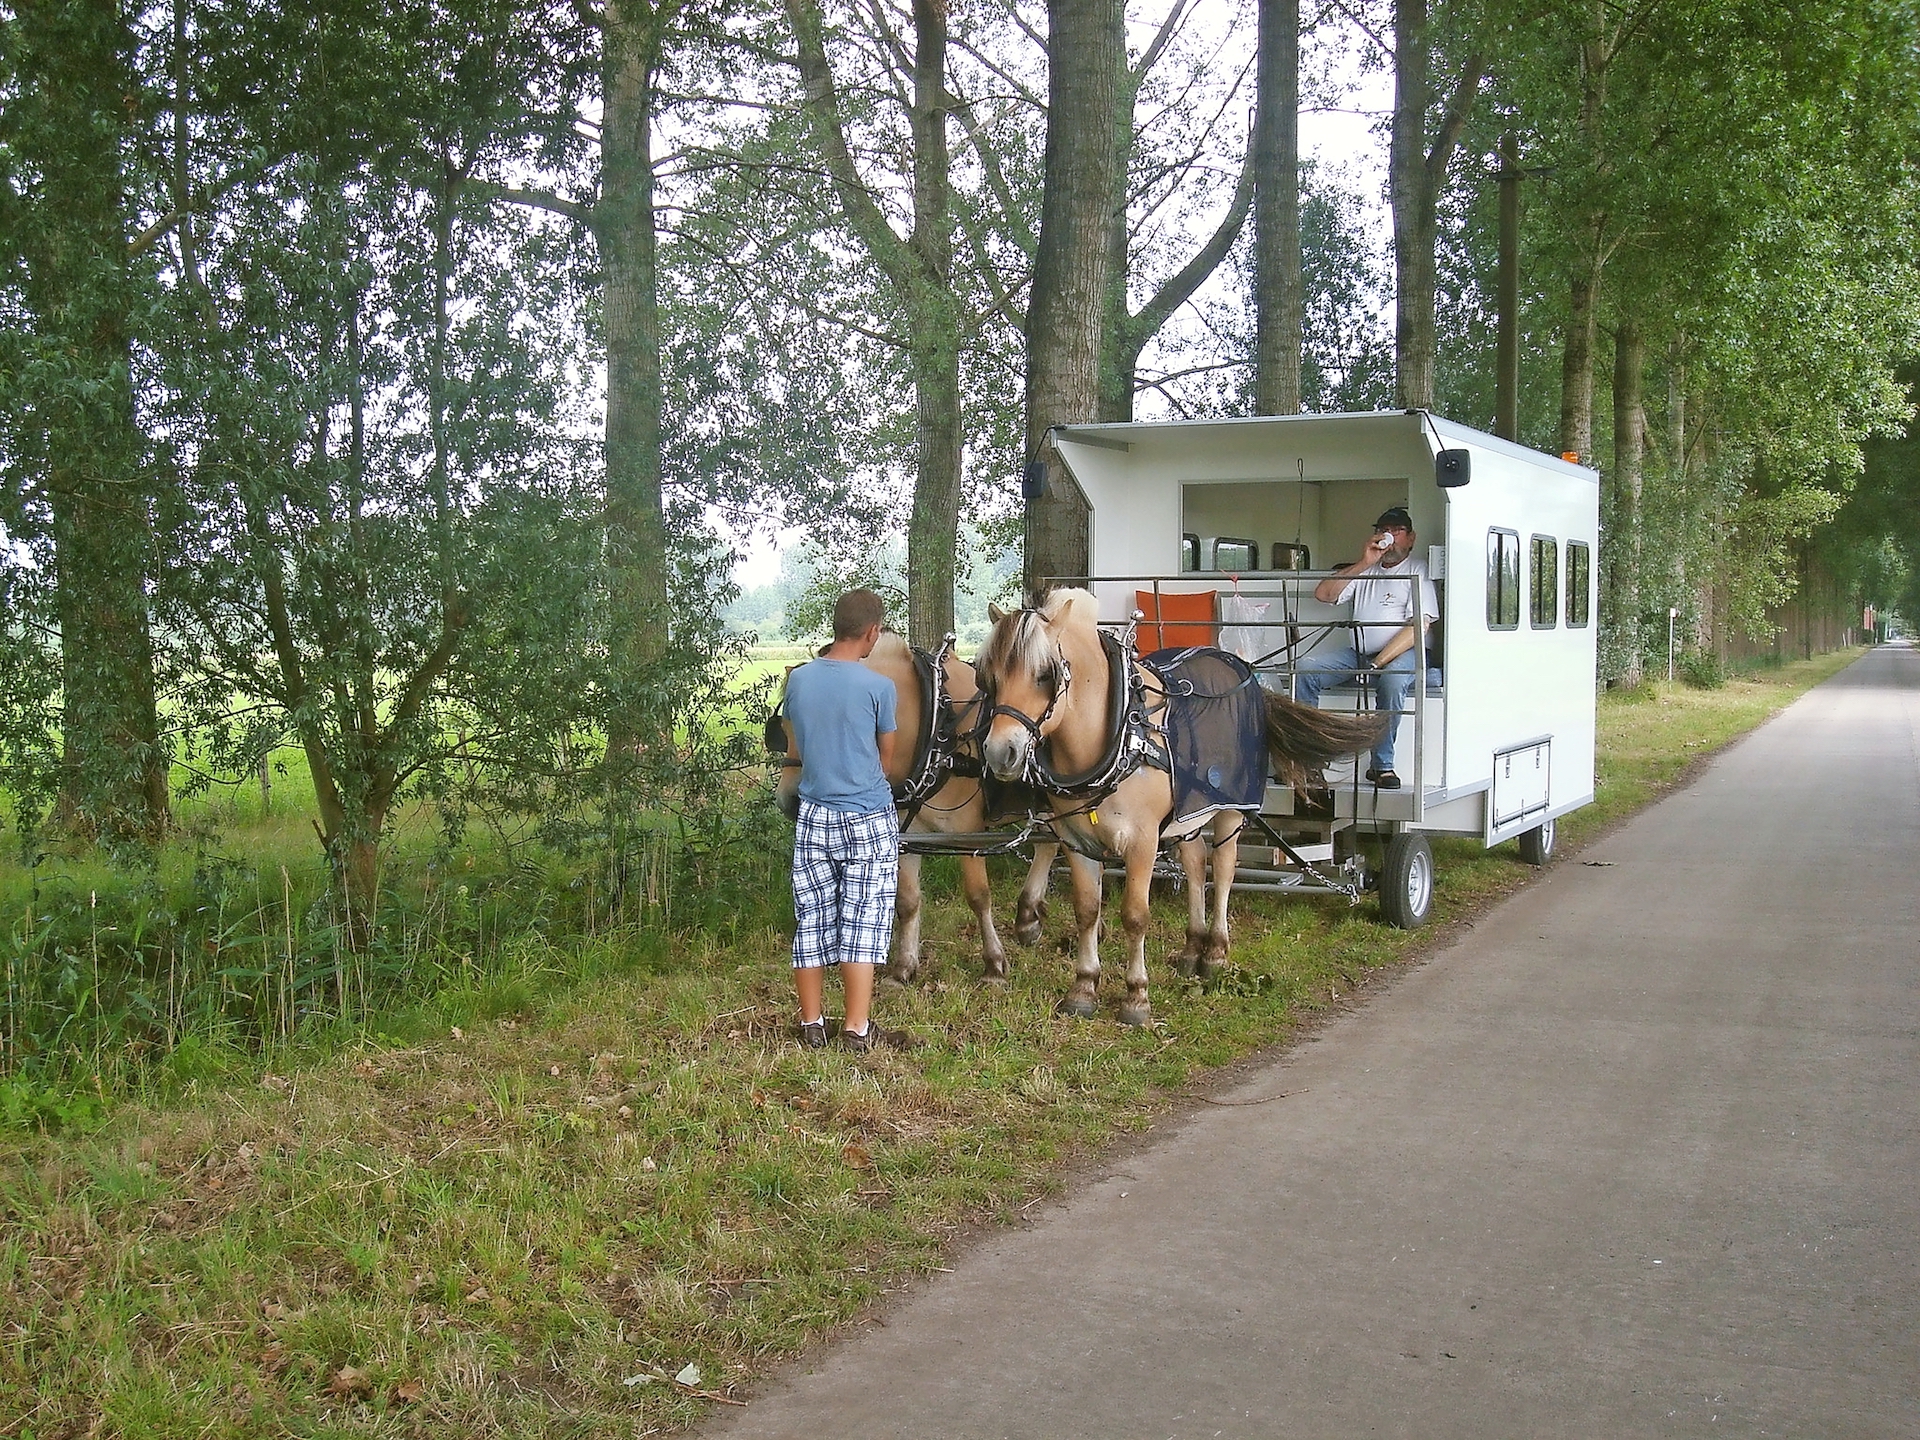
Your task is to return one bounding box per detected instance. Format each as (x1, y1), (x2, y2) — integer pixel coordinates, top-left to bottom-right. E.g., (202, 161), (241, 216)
(1057, 995), (1097, 1019)
(1118, 1003), (1152, 1028)
(1015, 923), (1042, 947)
(1170, 953), (1198, 979)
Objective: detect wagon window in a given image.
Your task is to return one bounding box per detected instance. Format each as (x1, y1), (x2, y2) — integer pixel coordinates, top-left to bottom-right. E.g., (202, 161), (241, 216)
(1181, 532), (1200, 572)
(1486, 529), (1521, 630)
(1530, 536), (1558, 628)
(1566, 541), (1591, 627)
(1211, 536), (1260, 572)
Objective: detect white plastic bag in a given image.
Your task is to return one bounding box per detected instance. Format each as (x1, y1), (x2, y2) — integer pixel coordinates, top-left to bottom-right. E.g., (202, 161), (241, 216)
(1219, 592), (1272, 664)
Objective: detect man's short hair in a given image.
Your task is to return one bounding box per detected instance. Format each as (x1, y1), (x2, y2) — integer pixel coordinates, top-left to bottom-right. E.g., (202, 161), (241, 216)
(832, 589), (887, 640)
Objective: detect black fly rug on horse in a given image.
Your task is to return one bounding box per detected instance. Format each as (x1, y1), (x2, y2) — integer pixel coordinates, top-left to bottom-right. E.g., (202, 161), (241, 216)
(977, 588), (1386, 1026)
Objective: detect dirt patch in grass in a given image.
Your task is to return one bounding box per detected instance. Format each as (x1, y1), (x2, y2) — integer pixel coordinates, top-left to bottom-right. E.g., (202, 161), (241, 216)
(0, 649), (1864, 1438)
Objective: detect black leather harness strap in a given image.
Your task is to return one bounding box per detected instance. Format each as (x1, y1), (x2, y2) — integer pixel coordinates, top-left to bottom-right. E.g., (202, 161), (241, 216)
(982, 617), (1173, 836)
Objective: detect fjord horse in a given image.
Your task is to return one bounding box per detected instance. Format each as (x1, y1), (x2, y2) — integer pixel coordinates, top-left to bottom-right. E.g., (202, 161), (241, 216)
(775, 632), (1023, 984)
(976, 589), (1385, 1025)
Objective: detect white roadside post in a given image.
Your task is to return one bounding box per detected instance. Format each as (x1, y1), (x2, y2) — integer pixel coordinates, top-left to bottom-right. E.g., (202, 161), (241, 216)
(1668, 606), (1678, 682)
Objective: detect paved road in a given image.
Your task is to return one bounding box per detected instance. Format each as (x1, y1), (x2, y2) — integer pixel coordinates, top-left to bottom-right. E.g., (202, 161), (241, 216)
(708, 645), (1920, 1439)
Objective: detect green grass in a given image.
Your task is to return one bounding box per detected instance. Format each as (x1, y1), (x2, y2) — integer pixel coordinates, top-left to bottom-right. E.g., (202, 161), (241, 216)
(0, 646), (1865, 1437)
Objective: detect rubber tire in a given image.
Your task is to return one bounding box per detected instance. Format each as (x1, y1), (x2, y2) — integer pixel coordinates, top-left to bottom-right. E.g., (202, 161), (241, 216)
(1517, 816), (1556, 866)
(1379, 832), (1434, 929)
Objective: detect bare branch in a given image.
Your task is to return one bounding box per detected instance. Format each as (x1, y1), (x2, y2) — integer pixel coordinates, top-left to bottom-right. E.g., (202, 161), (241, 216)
(1425, 52), (1485, 181)
(468, 179), (594, 226)
(1123, 140), (1255, 359)
(784, 0), (915, 296)
(1320, 0), (1391, 56)
(1132, 0), (1192, 83)
(949, 90), (1037, 255)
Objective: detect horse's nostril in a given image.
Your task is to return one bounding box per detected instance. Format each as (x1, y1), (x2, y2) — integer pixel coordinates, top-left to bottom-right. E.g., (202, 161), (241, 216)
(984, 736), (1022, 778)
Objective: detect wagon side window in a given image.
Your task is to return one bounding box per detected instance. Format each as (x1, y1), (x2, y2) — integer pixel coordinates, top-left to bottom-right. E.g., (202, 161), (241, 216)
(1566, 541), (1591, 627)
(1529, 535), (1558, 628)
(1182, 532), (1200, 572)
(1486, 528), (1521, 630)
(1211, 536), (1260, 572)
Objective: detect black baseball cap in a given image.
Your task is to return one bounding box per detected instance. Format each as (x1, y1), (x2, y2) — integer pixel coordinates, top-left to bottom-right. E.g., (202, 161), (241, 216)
(1374, 505), (1413, 530)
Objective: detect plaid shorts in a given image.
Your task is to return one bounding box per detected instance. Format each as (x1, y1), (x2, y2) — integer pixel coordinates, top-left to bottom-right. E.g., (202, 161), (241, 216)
(791, 801), (900, 970)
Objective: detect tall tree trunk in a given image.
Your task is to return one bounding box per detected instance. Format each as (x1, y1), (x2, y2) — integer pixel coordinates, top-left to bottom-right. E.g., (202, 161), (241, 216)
(788, 0), (962, 644)
(907, 335), (963, 644)
(16, 0), (169, 840)
(1096, 52), (1139, 425)
(1559, 12), (1611, 462)
(1493, 132), (1520, 438)
(1607, 319), (1645, 685)
(1390, 0), (1481, 411)
(1559, 263), (1599, 459)
(1254, 0), (1303, 415)
(1390, 0), (1433, 408)
(599, 0), (672, 759)
(1025, 0), (1125, 597)
(904, 0), (960, 645)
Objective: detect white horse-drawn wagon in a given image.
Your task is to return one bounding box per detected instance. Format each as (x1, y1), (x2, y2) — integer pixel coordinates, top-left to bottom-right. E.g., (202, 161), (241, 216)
(1038, 408), (1600, 928)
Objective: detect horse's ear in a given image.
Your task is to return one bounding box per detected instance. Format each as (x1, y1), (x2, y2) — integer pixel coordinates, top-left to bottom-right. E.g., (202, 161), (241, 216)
(988, 602), (1009, 624)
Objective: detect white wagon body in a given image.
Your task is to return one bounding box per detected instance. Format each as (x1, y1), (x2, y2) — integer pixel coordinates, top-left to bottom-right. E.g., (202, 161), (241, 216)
(1041, 410), (1599, 917)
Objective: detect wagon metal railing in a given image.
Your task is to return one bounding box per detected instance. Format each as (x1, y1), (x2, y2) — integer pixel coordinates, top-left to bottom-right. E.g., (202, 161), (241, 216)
(1039, 570), (1434, 813)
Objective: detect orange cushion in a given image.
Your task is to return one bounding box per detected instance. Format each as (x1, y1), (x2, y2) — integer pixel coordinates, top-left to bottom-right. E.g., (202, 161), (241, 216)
(1136, 589), (1217, 652)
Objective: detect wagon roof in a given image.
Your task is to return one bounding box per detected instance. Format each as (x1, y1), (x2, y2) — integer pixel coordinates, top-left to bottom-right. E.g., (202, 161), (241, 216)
(1054, 409), (1598, 484)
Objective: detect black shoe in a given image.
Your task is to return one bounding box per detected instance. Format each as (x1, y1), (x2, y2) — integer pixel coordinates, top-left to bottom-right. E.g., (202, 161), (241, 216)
(1365, 768), (1402, 789)
(837, 1020), (913, 1054)
(798, 1019), (828, 1050)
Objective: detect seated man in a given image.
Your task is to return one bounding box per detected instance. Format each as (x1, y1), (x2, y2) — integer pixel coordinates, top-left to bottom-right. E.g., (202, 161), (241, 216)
(1294, 505), (1437, 789)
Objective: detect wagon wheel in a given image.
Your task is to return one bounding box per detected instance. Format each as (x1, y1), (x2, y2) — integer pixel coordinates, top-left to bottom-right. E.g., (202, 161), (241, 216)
(1379, 832), (1434, 929)
(1517, 816), (1556, 866)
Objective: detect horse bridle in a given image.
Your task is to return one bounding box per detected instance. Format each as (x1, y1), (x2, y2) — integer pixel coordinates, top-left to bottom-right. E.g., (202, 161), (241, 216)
(981, 610), (1074, 747)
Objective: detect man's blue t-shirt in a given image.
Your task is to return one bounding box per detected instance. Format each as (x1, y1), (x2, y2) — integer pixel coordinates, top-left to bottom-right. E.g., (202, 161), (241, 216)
(784, 659), (898, 813)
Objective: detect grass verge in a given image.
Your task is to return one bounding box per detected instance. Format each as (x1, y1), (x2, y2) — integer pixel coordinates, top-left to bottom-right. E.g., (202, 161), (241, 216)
(0, 648), (1865, 1438)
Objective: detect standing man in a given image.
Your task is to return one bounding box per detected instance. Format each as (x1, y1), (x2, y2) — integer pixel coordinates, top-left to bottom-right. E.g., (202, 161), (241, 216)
(1295, 506), (1438, 789)
(781, 589), (910, 1052)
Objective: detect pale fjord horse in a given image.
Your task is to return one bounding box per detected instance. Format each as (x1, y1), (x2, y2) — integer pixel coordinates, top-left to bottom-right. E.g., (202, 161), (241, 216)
(976, 589), (1385, 1025)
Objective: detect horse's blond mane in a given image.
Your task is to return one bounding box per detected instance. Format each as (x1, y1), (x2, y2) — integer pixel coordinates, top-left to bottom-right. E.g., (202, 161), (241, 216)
(1039, 587), (1099, 626)
(977, 588), (1098, 684)
(870, 630), (911, 663)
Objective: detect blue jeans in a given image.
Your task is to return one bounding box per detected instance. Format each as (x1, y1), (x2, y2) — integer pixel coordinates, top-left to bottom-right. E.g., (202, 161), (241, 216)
(1292, 645), (1415, 773)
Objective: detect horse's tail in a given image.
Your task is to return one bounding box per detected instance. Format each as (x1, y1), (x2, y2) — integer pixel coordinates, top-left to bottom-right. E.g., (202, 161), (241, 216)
(1262, 690), (1390, 790)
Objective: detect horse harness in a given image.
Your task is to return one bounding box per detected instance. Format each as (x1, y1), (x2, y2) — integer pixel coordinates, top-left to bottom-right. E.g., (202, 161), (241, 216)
(982, 613), (1180, 858)
(765, 636), (1001, 832)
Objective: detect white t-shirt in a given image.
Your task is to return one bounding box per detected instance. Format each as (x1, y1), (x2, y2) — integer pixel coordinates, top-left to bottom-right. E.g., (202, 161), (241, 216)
(1334, 555), (1439, 654)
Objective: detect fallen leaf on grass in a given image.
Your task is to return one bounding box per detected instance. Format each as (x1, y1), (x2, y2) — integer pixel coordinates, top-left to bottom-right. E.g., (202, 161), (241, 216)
(260, 1342), (291, 1375)
(392, 1378), (426, 1405)
(640, 1156), (657, 1172)
(463, 1285), (490, 1304)
(840, 1142), (874, 1171)
(327, 1366), (374, 1400)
